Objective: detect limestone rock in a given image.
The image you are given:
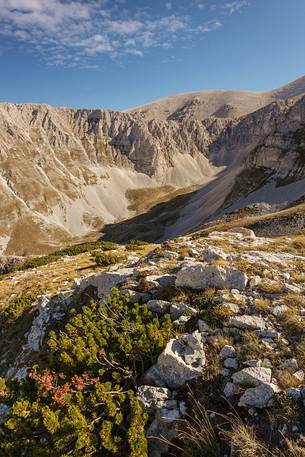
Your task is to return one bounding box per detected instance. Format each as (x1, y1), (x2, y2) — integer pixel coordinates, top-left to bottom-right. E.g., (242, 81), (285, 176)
(95, 268), (135, 298)
(228, 227), (256, 240)
(219, 345), (236, 360)
(202, 247), (228, 262)
(224, 382), (239, 397)
(228, 315), (266, 330)
(137, 386), (172, 414)
(238, 383), (280, 408)
(170, 303), (198, 320)
(175, 263), (248, 290)
(147, 300), (171, 314)
(147, 331), (206, 389)
(232, 367), (272, 386)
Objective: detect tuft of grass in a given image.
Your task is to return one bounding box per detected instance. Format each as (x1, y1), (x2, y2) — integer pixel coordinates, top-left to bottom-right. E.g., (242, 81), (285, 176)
(254, 298), (271, 315)
(279, 310), (305, 337)
(282, 293), (305, 309)
(239, 331), (263, 360)
(222, 415), (272, 457)
(177, 393), (223, 457)
(257, 280), (284, 294)
(275, 370), (302, 389)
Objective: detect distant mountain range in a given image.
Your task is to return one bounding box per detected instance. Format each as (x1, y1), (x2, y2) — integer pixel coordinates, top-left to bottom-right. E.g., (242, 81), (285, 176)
(1, 75), (305, 255)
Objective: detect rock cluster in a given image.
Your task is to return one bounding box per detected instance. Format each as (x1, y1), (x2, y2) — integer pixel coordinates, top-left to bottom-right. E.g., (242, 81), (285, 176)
(3, 227), (305, 455)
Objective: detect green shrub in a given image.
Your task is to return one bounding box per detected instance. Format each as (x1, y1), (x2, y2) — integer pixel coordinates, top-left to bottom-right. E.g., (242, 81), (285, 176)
(19, 241), (118, 271)
(94, 252), (123, 267)
(3, 293), (37, 324)
(125, 240), (148, 251)
(0, 290), (174, 456)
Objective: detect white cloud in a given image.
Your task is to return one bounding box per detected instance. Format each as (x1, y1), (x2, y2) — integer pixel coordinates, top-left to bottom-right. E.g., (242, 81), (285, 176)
(125, 48), (144, 57)
(198, 20), (222, 33)
(223, 1), (248, 15)
(0, 0), (227, 67)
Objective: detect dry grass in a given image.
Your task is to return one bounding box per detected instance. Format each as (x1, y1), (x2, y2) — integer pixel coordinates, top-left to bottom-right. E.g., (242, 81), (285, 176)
(254, 298), (271, 314)
(126, 185), (194, 214)
(282, 293), (305, 309)
(176, 392), (223, 457)
(275, 369), (302, 389)
(285, 438), (305, 457)
(292, 274), (305, 283)
(257, 280), (284, 294)
(280, 309), (305, 336)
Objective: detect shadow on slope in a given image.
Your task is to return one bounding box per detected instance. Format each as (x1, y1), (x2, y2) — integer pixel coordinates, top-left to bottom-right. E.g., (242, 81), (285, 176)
(100, 190), (197, 243)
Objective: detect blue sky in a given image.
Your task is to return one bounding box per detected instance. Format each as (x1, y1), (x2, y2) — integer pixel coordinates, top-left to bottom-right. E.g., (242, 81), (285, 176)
(0, 0), (304, 110)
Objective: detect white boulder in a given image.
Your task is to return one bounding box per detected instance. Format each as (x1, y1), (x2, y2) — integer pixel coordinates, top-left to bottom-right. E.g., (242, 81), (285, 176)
(147, 331), (206, 389)
(232, 367), (272, 386)
(95, 268), (135, 298)
(175, 263), (248, 290)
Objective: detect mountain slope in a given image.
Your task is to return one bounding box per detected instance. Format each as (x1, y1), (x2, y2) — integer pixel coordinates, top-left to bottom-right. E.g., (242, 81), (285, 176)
(127, 75), (305, 121)
(0, 103), (227, 255)
(1, 75), (305, 255)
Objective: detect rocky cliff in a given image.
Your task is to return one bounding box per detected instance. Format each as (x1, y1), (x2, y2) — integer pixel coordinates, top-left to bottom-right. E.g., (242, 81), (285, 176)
(1, 76), (305, 255)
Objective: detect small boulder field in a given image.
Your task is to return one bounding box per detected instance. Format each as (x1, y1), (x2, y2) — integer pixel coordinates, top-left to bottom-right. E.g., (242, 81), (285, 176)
(0, 228), (305, 456)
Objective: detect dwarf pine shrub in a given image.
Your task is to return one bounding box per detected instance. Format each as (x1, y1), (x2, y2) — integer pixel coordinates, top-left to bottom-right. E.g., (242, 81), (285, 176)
(0, 290), (174, 456)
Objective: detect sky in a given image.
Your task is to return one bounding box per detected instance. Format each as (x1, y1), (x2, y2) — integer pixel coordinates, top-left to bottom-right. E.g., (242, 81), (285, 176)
(0, 0), (304, 110)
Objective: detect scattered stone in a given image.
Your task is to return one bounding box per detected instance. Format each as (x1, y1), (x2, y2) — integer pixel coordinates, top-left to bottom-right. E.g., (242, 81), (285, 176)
(95, 268), (135, 298)
(198, 320), (211, 333)
(249, 276), (262, 288)
(122, 290), (150, 303)
(219, 345), (236, 360)
(228, 227), (256, 240)
(223, 302), (241, 314)
(27, 295), (66, 351)
(147, 331), (206, 389)
(232, 367), (272, 386)
(284, 283), (301, 294)
(145, 274), (176, 287)
(279, 359), (299, 372)
(224, 382), (239, 397)
(228, 315), (266, 330)
(272, 304), (289, 317)
(293, 370), (304, 382)
(137, 386), (172, 413)
(238, 383), (280, 408)
(202, 247), (228, 262)
(223, 358), (238, 370)
(170, 303), (197, 320)
(286, 388), (301, 402)
(256, 329), (279, 340)
(147, 300), (171, 314)
(173, 315), (192, 326)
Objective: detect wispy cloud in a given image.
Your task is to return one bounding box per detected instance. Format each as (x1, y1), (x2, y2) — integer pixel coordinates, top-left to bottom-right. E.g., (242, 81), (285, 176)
(0, 0), (246, 67)
(198, 20), (222, 33)
(223, 1), (248, 15)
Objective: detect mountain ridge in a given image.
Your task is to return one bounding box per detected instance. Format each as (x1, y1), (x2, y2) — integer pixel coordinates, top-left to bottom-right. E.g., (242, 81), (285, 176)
(1, 75), (305, 255)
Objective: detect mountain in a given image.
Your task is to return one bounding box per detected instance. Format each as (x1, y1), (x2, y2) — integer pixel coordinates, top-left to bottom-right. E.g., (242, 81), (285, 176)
(1, 75), (305, 255)
(127, 75), (305, 121)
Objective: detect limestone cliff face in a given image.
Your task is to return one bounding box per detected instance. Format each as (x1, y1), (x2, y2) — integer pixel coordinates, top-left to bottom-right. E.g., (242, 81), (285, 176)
(0, 103), (223, 255)
(1, 77), (305, 255)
